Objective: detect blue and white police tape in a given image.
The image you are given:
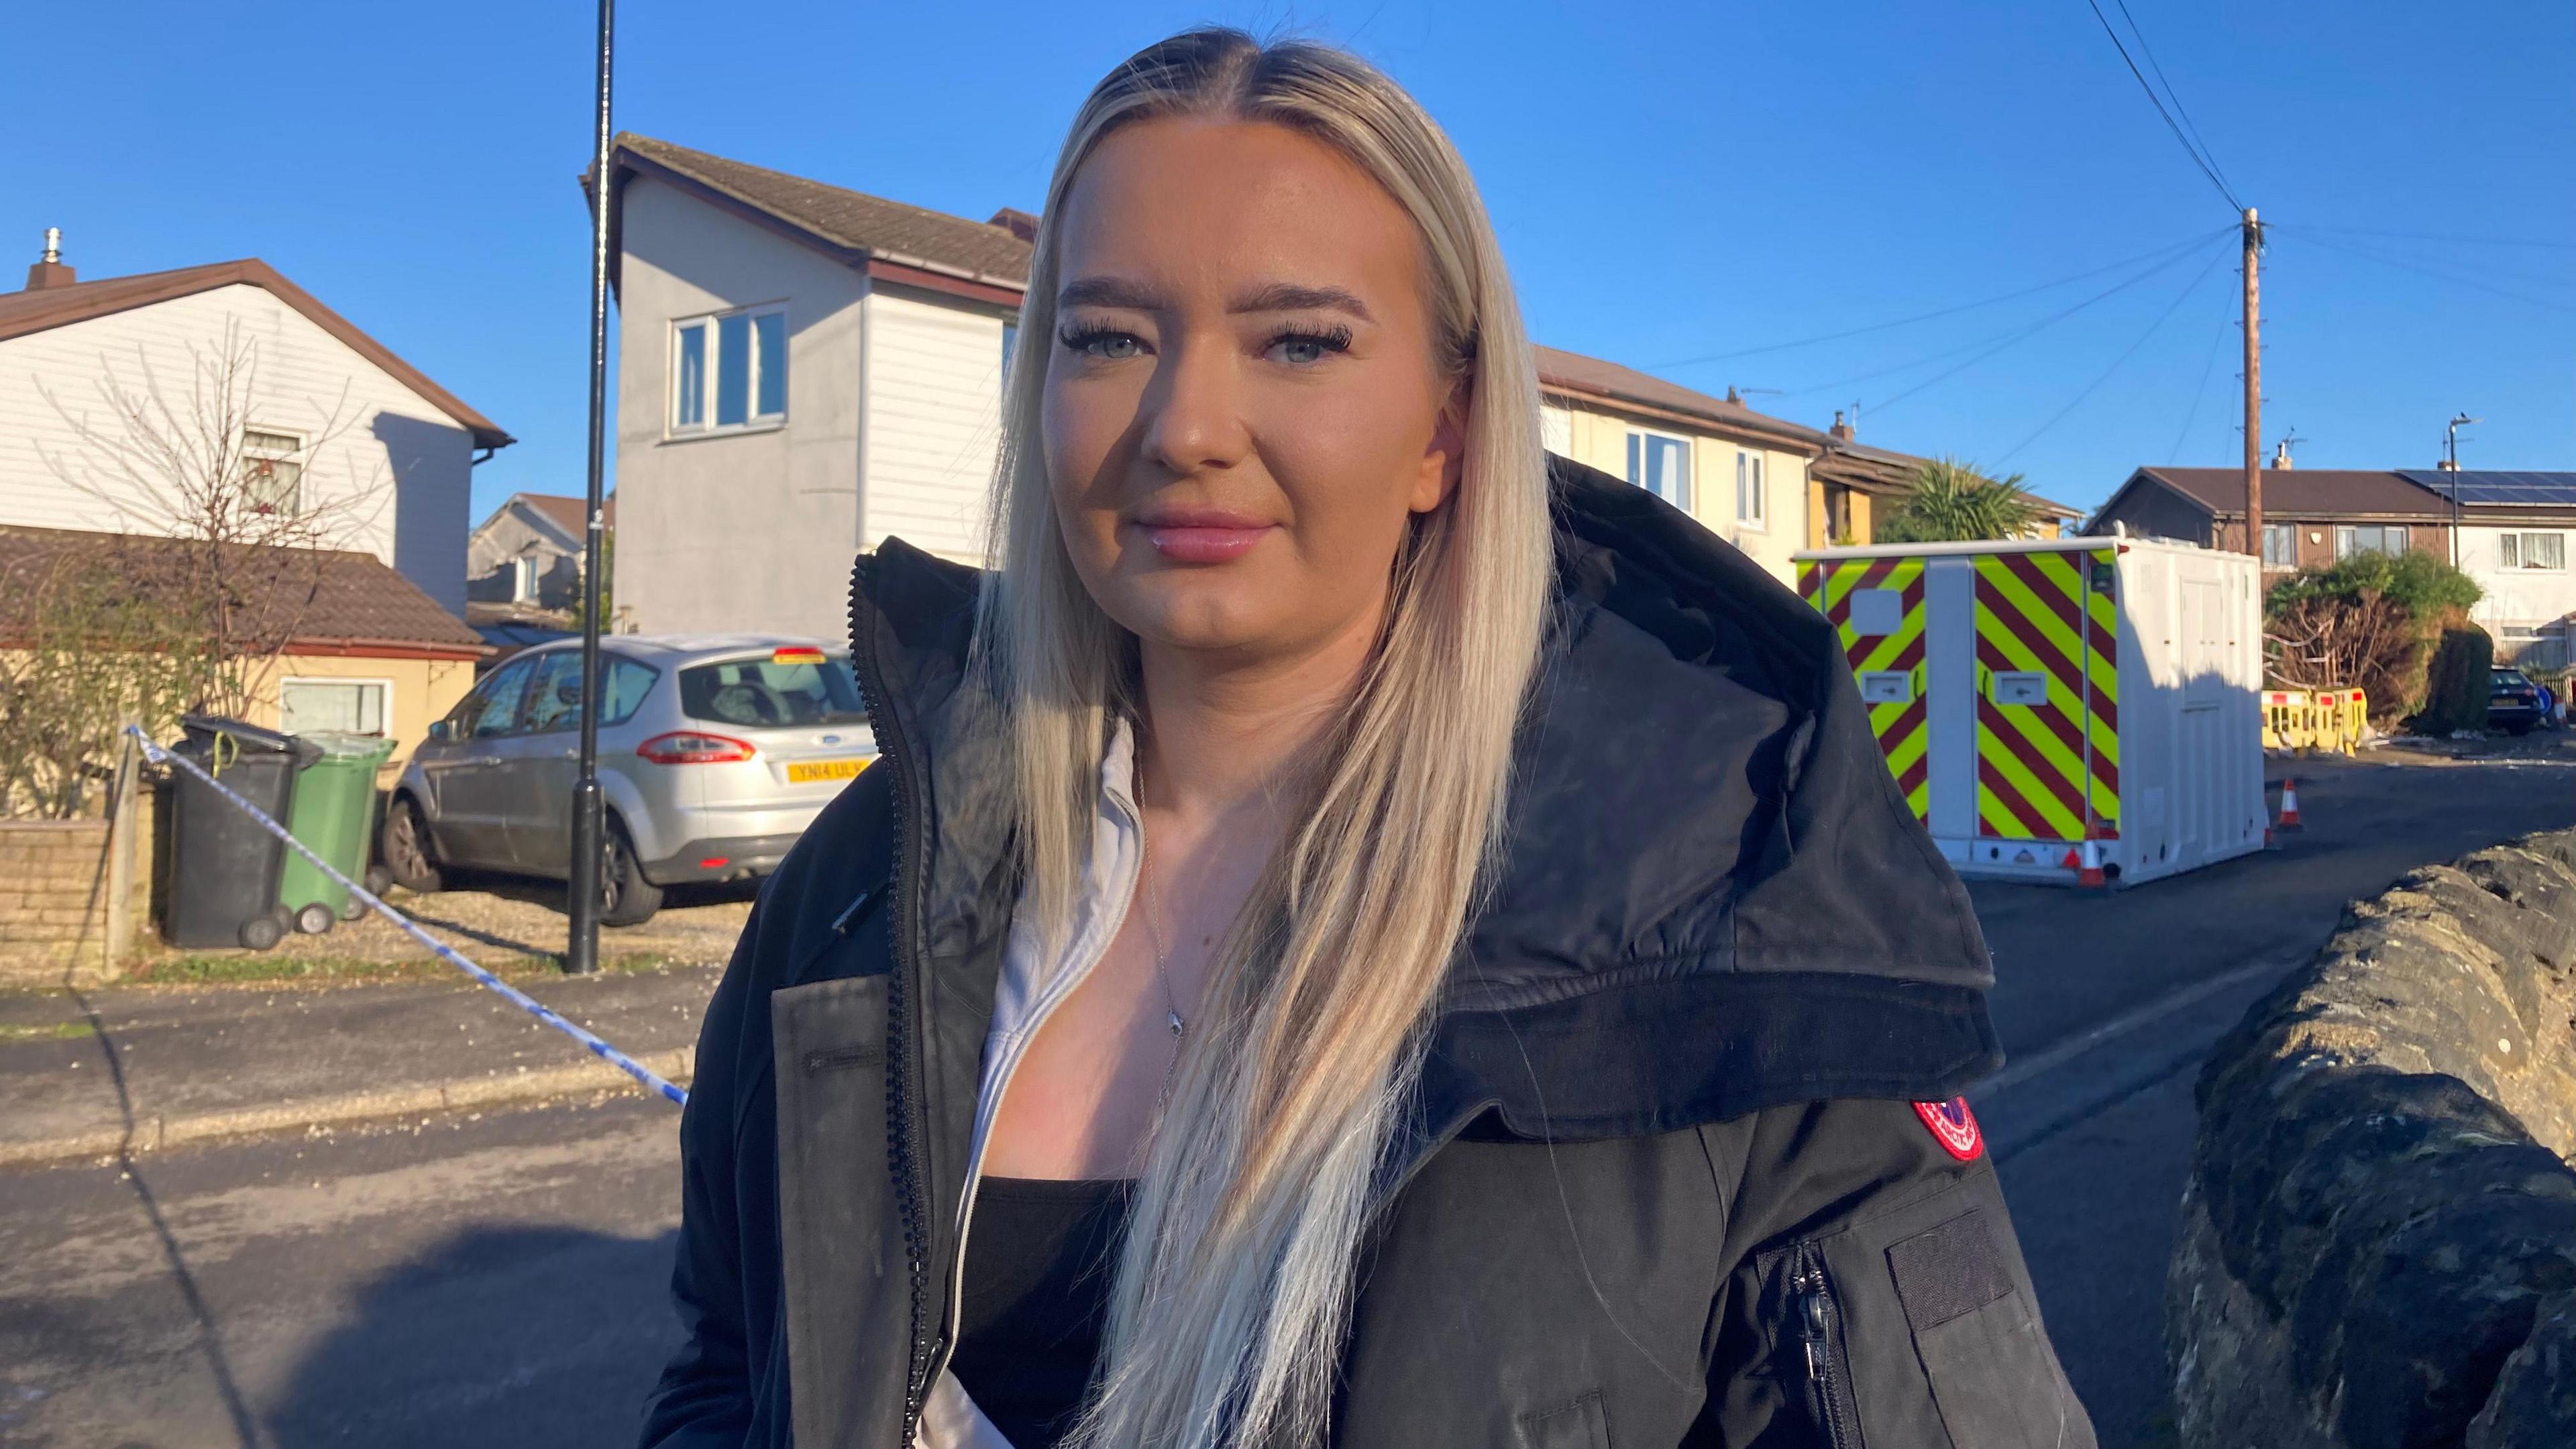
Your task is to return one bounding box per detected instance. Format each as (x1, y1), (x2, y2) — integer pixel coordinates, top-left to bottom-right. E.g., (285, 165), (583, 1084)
(127, 725), (688, 1108)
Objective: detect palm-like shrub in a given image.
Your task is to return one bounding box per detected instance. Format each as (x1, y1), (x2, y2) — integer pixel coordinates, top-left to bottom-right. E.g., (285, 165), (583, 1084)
(1876, 458), (2041, 543)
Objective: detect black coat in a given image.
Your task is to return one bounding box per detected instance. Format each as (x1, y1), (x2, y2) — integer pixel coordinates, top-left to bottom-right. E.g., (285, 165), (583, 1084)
(639, 458), (2097, 1449)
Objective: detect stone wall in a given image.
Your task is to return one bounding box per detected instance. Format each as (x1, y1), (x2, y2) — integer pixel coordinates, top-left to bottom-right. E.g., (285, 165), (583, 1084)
(0, 797), (152, 983)
(2169, 827), (2576, 1449)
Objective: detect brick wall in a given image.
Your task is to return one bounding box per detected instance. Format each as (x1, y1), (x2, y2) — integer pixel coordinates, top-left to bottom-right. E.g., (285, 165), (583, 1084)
(0, 796), (153, 981)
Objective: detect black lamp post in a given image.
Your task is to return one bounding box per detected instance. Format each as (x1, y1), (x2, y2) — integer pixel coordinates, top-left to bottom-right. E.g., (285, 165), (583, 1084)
(566, 0), (617, 975)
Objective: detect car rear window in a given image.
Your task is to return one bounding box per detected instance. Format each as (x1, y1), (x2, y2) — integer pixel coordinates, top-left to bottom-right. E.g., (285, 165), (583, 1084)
(680, 652), (867, 729)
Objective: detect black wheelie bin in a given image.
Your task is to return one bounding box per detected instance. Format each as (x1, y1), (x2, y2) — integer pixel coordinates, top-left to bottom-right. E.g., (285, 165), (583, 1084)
(162, 715), (319, 951)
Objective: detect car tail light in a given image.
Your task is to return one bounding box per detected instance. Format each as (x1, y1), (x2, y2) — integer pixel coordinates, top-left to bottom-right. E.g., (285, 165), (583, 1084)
(772, 647), (826, 665)
(637, 731), (756, 765)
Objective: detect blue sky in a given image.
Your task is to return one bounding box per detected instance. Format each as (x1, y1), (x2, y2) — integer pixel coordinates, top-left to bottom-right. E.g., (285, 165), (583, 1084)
(6, 1), (2569, 522)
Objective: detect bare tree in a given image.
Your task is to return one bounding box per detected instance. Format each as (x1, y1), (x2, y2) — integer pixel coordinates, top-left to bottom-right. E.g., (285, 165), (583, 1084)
(36, 321), (392, 717)
(0, 539), (217, 818)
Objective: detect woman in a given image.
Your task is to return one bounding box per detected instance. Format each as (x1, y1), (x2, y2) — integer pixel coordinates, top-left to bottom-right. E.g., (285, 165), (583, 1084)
(643, 28), (2094, 1449)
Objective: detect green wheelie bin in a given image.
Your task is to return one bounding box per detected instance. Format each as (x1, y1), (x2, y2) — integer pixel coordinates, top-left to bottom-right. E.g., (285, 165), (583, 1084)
(278, 731), (397, 934)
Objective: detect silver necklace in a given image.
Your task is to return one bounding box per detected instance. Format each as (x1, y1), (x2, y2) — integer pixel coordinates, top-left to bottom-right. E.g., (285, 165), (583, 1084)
(1136, 777), (1187, 1041)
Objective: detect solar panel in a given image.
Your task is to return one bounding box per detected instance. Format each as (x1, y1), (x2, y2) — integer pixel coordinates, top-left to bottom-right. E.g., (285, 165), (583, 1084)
(2397, 470), (2576, 508)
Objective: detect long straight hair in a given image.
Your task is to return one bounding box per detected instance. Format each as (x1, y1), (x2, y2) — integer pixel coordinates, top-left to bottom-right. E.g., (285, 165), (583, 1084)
(973, 29), (1552, 1448)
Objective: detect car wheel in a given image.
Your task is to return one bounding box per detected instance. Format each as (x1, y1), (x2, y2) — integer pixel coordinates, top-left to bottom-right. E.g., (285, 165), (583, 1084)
(382, 796), (444, 894)
(598, 818), (664, 928)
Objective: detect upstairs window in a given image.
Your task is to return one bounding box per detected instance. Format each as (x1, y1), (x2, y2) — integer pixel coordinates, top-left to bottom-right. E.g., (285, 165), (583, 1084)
(241, 428), (303, 515)
(1625, 431), (1690, 511)
(2500, 532), (2566, 571)
(2335, 525), (2408, 559)
(2261, 523), (2297, 566)
(672, 305), (787, 435)
(1736, 451), (1766, 527)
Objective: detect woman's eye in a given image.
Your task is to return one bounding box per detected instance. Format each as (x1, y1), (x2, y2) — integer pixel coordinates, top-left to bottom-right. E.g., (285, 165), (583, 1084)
(1265, 327), (1352, 367)
(1060, 327), (1143, 361)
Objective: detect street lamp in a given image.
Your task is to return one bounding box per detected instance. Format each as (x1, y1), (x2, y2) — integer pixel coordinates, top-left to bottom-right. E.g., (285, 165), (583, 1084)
(566, 0), (618, 975)
(2445, 413), (2479, 569)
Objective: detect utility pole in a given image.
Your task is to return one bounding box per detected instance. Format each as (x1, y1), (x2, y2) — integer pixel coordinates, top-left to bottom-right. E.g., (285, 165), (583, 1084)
(2241, 207), (2264, 562)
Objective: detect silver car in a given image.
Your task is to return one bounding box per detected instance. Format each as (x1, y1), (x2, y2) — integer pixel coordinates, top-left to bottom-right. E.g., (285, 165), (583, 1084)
(381, 635), (877, 925)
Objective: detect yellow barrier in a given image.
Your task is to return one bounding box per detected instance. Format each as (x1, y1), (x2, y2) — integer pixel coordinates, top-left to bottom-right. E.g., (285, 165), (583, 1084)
(2265, 687), (2367, 753)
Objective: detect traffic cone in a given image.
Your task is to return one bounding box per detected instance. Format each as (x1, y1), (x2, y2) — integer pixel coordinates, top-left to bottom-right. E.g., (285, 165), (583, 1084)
(2078, 839), (2108, 892)
(2276, 777), (2304, 831)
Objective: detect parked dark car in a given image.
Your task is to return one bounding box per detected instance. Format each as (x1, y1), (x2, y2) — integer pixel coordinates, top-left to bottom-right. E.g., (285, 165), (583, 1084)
(2488, 667), (2546, 735)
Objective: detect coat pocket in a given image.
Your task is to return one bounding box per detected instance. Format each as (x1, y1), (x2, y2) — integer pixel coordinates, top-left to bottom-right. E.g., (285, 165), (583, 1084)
(1887, 1209), (2090, 1449)
(1514, 1391), (1610, 1449)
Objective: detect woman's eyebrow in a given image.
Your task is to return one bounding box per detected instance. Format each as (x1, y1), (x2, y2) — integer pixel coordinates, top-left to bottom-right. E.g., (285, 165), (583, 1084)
(1230, 282), (1373, 321)
(1058, 276), (1163, 310)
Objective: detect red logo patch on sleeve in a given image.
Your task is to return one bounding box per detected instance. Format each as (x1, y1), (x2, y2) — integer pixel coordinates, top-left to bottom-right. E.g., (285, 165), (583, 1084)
(1913, 1097), (1984, 1161)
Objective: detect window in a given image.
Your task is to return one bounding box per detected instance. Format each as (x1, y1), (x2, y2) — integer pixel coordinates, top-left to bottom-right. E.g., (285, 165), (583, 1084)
(511, 556), (541, 602)
(1001, 323), (1019, 381)
(2500, 532), (2566, 571)
(2335, 525), (2409, 559)
(2261, 523), (2298, 567)
(680, 652), (867, 729)
(670, 305), (787, 434)
(280, 678), (386, 736)
(1736, 451), (1766, 527)
(1624, 431), (1690, 510)
(241, 428), (303, 515)
(467, 657), (537, 738)
(523, 651), (659, 732)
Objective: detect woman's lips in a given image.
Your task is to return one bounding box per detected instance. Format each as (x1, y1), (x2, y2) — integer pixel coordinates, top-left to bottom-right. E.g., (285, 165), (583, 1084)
(1134, 510), (1275, 564)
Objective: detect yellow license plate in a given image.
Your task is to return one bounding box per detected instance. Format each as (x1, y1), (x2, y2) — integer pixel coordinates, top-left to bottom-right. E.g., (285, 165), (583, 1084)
(787, 757), (869, 784)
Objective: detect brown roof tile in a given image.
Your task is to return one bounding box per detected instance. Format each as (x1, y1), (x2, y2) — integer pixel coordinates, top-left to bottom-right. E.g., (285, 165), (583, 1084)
(0, 260), (511, 450)
(611, 134), (1032, 287)
(2133, 467), (2451, 520)
(0, 526), (485, 656)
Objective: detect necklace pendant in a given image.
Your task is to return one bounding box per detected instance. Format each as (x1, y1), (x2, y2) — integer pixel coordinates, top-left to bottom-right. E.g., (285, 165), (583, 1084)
(1167, 1008), (1186, 1038)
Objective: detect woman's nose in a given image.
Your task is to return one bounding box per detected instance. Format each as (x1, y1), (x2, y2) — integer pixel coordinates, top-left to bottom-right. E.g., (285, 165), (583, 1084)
(1140, 335), (1252, 476)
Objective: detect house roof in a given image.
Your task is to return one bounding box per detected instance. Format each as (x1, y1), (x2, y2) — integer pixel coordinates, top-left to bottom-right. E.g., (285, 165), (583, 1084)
(502, 492), (614, 544)
(2394, 470), (2576, 512)
(1534, 345), (1827, 450)
(606, 134), (1032, 296)
(0, 526), (486, 658)
(2023, 492), (2085, 521)
(0, 260), (513, 451)
(2118, 467), (2453, 521)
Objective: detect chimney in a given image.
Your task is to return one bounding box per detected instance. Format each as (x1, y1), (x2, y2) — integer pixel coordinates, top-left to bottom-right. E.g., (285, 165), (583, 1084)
(986, 207), (1040, 244)
(1830, 409), (1855, 443)
(1725, 385), (1742, 405)
(2270, 438), (2295, 470)
(23, 227), (76, 291)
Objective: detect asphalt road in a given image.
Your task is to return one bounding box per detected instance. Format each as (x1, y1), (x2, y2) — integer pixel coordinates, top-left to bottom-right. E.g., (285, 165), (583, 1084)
(2, 747), (2569, 1448)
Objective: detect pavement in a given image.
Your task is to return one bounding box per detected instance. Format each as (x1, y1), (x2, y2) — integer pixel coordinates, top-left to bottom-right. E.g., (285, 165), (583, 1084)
(0, 737), (2570, 1446)
(0, 965), (716, 1167)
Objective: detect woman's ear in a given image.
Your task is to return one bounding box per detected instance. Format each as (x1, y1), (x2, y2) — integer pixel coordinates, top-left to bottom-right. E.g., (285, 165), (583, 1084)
(1409, 386), (1468, 515)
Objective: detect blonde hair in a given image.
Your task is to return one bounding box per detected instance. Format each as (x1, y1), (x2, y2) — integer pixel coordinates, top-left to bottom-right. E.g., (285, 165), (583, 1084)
(975, 28), (1551, 1448)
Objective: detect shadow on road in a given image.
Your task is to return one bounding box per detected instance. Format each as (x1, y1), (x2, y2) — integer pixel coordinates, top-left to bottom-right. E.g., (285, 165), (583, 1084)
(265, 1224), (681, 1448)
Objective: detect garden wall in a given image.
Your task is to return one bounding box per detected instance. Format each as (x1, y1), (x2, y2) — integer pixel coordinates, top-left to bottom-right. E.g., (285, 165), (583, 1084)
(2169, 827), (2576, 1448)
(0, 797), (153, 983)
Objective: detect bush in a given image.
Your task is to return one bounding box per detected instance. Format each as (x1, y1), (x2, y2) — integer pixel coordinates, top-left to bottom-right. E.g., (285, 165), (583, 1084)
(2263, 551), (2481, 721)
(2418, 626), (2495, 734)
(1876, 458), (2039, 543)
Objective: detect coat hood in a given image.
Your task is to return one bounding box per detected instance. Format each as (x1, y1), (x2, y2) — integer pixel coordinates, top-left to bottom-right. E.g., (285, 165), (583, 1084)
(844, 455), (2000, 1146)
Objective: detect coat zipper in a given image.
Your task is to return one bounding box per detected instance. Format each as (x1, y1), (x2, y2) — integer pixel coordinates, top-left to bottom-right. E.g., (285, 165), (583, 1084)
(1793, 1242), (1860, 1449)
(847, 556), (937, 1446)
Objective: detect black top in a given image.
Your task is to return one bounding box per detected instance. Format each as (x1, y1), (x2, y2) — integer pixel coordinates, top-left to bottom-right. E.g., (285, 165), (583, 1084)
(948, 1177), (1133, 1448)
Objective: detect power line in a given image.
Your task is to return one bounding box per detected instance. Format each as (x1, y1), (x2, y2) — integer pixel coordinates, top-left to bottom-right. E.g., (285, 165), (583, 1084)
(2286, 230), (2576, 315)
(2114, 0), (2237, 204)
(2164, 284), (2235, 462)
(1864, 233), (2231, 417)
(1995, 245), (2230, 464)
(1646, 226), (2233, 370)
(2083, 0), (2243, 213)
(2294, 223), (2576, 252)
